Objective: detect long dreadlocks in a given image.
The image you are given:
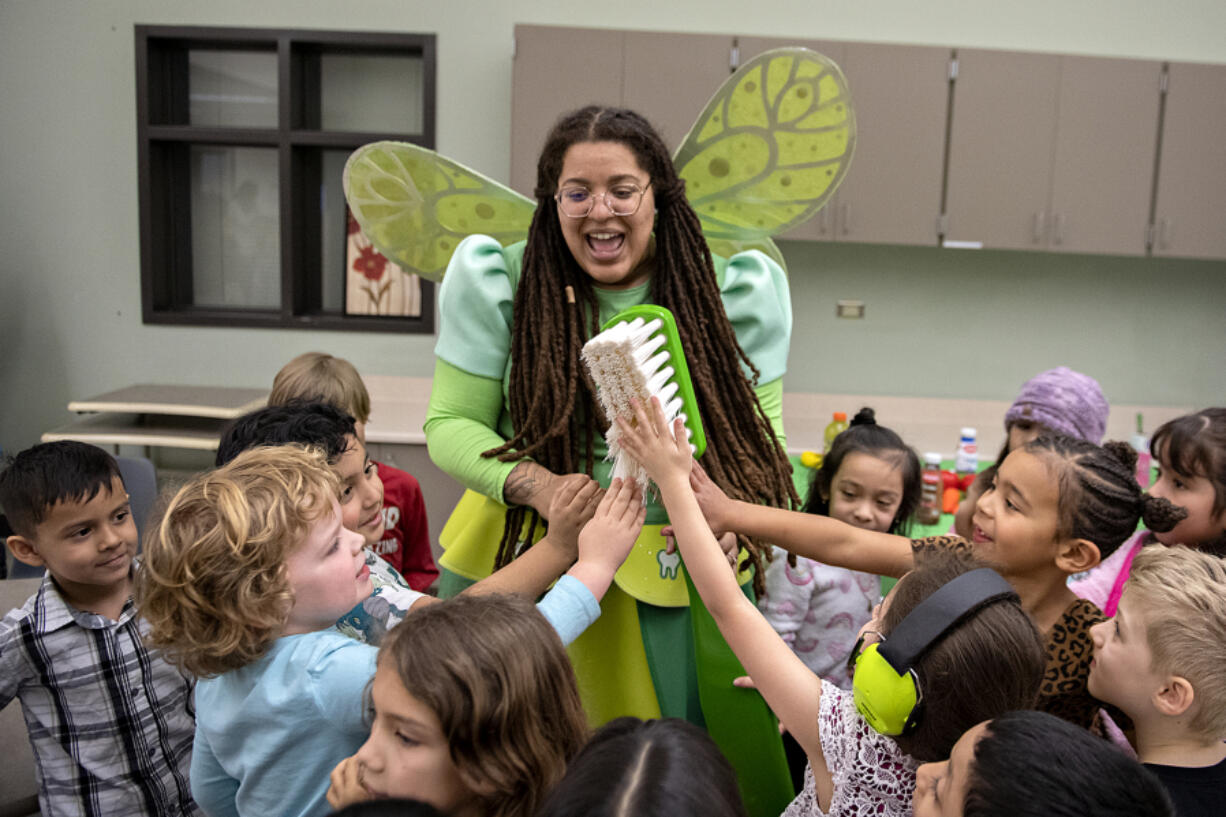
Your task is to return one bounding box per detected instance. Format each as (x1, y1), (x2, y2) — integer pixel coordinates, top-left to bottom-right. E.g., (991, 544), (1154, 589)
(483, 106), (798, 593)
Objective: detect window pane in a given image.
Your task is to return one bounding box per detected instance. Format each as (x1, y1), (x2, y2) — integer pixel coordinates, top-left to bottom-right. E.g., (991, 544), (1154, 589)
(320, 54), (423, 134)
(189, 50), (277, 128)
(320, 150), (349, 312)
(190, 146), (280, 308)
(320, 149), (423, 316)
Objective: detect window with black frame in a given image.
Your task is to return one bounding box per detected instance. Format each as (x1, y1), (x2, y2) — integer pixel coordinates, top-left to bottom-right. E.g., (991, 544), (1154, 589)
(135, 25), (436, 332)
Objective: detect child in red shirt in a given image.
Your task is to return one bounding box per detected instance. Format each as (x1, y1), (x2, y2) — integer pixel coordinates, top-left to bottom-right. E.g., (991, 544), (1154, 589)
(271, 351), (438, 591)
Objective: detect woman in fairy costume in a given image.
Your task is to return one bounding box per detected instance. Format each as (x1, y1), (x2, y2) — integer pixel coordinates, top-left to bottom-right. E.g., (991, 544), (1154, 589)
(424, 105), (799, 813)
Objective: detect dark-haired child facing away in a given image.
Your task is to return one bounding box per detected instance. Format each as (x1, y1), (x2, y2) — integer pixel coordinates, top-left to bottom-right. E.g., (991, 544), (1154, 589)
(541, 711), (750, 814)
(0, 441), (198, 817)
(536, 717), (749, 817)
(1087, 546), (1226, 817)
(270, 351), (437, 591)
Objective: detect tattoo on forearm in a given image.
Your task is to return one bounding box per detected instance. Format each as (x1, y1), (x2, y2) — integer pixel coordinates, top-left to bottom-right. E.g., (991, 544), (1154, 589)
(504, 468), (541, 506)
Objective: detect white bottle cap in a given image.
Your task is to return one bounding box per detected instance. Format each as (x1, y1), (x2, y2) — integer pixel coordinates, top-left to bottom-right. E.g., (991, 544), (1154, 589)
(924, 452), (942, 465)
(960, 427), (976, 438)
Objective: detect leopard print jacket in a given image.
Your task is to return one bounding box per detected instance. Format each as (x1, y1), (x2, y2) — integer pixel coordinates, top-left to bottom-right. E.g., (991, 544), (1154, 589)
(910, 536), (1104, 729)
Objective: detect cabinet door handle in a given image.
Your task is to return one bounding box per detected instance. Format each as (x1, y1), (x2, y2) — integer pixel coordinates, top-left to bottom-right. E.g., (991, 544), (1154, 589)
(1032, 210), (1047, 244)
(1158, 218), (1173, 250)
(817, 206), (829, 235)
(841, 202), (851, 236)
(1052, 213), (1065, 246)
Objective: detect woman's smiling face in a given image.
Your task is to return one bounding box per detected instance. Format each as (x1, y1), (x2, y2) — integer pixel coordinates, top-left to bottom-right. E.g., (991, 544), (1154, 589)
(556, 140), (656, 290)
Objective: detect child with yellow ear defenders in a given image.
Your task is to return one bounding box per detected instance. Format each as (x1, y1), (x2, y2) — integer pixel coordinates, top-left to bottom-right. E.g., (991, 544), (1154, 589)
(617, 398), (1046, 817)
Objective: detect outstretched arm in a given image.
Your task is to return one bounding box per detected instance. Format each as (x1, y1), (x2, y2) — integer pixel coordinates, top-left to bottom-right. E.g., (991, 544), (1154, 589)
(690, 460), (914, 579)
(616, 398), (833, 803)
(462, 474), (601, 600)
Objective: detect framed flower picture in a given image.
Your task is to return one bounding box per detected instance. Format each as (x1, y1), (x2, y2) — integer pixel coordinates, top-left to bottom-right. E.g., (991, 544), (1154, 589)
(344, 208), (423, 317)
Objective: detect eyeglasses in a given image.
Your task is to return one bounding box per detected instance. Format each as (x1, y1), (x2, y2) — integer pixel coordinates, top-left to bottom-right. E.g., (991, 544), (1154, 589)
(555, 182), (651, 218)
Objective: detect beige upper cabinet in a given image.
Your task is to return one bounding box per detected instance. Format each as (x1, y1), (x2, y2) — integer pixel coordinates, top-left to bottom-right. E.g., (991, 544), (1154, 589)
(1152, 61), (1226, 259)
(1048, 56), (1161, 256)
(943, 49), (1062, 251)
(945, 50), (1161, 255)
(510, 26), (624, 197)
(511, 26), (1219, 259)
(622, 31), (733, 156)
(820, 42), (949, 246)
(735, 36), (845, 242)
(730, 37), (949, 246)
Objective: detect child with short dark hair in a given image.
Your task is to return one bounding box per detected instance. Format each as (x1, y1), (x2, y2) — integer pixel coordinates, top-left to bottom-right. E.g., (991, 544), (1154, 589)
(270, 351), (437, 590)
(1088, 546), (1226, 817)
(0, 441), (198, 817)
(913, 710), (1173, 817)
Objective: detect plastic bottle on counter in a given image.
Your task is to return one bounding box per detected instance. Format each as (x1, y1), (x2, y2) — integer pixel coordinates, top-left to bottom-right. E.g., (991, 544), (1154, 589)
(823, 412), (849, 453)
(918, 452), (944, 525)
(1132, 412), (1151, 488)
(955, 427), (978, 477)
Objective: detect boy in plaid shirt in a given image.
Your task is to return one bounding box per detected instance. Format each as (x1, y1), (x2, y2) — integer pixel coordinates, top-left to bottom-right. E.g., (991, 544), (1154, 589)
(0, 441), (198, 817)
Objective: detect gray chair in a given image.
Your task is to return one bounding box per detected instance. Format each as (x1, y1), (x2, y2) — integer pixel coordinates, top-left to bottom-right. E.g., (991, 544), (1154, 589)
(116, 455), (158, 547)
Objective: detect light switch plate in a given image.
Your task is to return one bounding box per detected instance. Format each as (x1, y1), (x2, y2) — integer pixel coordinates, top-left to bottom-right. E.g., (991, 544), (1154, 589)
(836, 300), (865, 319)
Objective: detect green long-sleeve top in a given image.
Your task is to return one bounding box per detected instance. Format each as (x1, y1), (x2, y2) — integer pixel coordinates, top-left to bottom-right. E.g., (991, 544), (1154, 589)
(424, 235), (792, 525)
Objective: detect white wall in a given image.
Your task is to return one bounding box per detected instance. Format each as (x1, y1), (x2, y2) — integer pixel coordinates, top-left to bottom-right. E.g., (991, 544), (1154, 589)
(1, 0), (1224, 453)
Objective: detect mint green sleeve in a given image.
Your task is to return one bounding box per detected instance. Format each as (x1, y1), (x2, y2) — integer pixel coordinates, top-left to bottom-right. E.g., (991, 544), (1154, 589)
(720, 250), (792, 384)
(755, 377), (787, 449)
(424, 357), (519, 503)
(434, 235), (516, 379)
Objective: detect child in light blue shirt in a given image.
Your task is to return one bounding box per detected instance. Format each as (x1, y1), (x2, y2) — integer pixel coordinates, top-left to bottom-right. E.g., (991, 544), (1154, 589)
(140, 445), (641, 817)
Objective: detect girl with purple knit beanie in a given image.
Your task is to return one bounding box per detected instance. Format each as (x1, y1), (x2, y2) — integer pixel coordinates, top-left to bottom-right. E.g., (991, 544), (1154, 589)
(996, 366), (1110, 463)
(954, 367), (1109, 541)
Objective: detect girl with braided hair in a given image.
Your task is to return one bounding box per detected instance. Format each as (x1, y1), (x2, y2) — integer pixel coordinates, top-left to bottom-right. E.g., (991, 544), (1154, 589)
(424, 106), (797, 809)
(679, 429), (1186, 730)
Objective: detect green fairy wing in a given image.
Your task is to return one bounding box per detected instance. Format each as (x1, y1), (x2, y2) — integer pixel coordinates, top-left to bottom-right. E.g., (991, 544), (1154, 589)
(674, 47), (856, 269)
(343, 141), (536, 282)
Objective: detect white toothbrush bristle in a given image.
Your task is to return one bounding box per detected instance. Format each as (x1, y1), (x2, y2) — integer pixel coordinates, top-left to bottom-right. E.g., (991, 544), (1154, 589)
(581, 316), (694, 497)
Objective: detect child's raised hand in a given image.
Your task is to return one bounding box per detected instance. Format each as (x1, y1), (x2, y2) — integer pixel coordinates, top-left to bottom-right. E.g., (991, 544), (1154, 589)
(578, 478), (646, 574)
(326, 755), (370, 810)
(689, 460), (735, 537)
(615, 397), (694, 490)
(547, 474), (602, 560)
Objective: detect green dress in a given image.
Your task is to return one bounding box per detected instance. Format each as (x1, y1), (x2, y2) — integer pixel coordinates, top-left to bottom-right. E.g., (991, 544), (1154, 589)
(425, 235), (794, 815)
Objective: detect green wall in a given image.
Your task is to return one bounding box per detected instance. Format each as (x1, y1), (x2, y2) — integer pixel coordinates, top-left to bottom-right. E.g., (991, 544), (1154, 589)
(1, 0), (1224, 452)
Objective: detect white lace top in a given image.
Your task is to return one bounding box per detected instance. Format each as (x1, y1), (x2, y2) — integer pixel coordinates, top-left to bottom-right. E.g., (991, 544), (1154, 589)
(781, 680), (918, 817)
